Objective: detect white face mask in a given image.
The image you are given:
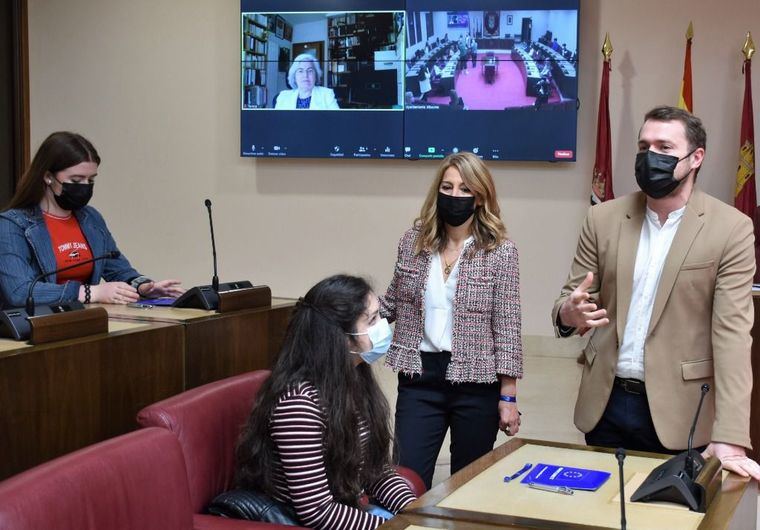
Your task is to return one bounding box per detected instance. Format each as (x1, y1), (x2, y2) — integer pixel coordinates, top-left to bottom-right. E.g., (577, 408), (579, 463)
(346, 318), (393, 364)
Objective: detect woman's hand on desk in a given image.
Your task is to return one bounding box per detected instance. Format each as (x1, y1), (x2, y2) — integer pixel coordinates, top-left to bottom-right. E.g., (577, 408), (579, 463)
(137, 279), (185, 298)
(91, 282), (140, 304)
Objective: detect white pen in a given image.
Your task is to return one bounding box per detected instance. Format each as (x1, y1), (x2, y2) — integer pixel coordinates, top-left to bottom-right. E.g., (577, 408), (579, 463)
(528, 482), (574, 495)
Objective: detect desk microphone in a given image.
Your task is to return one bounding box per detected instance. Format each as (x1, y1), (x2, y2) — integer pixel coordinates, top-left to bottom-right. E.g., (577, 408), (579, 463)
(172, 201), (253, 310)
(616, 447), (626, 530)
(26, 251), (121, 316)
(685, 384), (710, 477)
(204, 199), (219, 293)
(631, 383), (718, 512)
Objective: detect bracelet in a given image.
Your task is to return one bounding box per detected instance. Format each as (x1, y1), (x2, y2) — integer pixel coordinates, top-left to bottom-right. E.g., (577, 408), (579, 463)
(499, 395), (517, 403)
(134, 279), (153, 298)
(84, 284), (91, 304)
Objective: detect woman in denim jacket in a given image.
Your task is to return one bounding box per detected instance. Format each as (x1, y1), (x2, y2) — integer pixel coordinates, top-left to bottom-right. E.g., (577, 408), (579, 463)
(0, 132), (183, 309)
(381, 152), (523, 489)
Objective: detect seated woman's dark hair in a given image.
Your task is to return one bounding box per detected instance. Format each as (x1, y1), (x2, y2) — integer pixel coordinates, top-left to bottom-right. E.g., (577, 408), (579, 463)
(235, 274), (394, 505)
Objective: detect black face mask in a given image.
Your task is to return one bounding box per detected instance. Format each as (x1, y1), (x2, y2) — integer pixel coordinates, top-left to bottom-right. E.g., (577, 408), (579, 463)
(635, 149), (695, 199)
(437, 192), (476, 227)
(52, 181), (94, 211)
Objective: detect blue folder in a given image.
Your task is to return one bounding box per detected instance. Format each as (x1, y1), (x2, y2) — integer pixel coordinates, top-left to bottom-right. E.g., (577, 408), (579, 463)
(133, 297), (176, 307)
(520, 463), (611, 491)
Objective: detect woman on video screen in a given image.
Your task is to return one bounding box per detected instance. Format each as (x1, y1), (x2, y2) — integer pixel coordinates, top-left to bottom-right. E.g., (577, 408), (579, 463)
(274, 53), (339, 110)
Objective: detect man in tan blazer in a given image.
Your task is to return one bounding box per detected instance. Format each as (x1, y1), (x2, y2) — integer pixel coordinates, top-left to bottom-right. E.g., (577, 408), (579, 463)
(553, 106), (760, 479)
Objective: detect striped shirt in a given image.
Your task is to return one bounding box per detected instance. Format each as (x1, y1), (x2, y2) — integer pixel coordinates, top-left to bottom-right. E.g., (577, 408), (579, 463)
(269, 382), (416, 530)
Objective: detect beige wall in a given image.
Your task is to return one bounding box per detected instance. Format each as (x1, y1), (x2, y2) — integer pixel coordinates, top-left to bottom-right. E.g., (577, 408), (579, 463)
(27, 0), (758, 336)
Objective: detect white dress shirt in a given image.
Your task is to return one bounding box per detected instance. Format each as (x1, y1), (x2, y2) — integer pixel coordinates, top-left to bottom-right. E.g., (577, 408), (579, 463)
(419, 238), (472, 352)
(616, 205), (686, 380)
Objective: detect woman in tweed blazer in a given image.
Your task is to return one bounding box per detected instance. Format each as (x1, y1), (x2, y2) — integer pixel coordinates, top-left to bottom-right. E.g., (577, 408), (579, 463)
(381, 152), (523, 489)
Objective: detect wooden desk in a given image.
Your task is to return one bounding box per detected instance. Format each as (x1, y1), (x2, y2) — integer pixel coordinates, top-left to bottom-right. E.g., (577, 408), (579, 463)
(379, 515), (515, 530)
(750, 293), (760, 461)
(98, 298), (295, 389)
(396, 439), (756, 530)
(0, 320), (184, 479)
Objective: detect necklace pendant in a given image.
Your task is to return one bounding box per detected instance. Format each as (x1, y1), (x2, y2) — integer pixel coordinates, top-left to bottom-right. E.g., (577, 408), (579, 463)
(444, 264), (452, 275)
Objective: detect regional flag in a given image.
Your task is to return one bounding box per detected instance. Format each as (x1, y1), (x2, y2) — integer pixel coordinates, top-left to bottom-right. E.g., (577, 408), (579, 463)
(734, 33), (757, 280)
(591, 34), (614, 205)
(677, 22), (694, 113)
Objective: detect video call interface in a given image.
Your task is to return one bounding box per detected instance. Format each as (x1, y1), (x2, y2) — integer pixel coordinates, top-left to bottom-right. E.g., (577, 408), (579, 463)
(241, 0), (579, 161)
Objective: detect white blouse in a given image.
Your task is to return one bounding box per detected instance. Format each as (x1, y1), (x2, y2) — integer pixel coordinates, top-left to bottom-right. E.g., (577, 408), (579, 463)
(419, 238), (472, 352)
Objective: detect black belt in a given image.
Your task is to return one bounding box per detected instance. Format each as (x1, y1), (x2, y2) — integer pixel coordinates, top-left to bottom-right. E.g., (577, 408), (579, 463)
(614, 377), (646, 395)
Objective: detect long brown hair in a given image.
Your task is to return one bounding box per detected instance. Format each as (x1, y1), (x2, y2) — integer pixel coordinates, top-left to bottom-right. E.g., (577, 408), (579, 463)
(235, 275), (395, 506)
(6, 132), (100, 210)
(414, 151), (507, 254)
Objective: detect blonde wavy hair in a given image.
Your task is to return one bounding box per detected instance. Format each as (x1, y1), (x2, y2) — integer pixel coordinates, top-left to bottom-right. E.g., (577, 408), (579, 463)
(414, 152), (507, 254)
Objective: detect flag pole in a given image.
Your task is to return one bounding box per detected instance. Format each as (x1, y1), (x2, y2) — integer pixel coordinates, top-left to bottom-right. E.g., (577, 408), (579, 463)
(735, 32), (757, 279)
(742, 31), (755, 61)
(678, 22), (694, 112)
(591, 33), (614, 205)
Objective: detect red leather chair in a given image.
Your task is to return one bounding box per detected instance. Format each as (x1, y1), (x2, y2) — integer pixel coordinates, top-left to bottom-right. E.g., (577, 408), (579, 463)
(138, 371), (271, 516)
(137, 370), (426, 527)
(0, 425), (293, 530)
(0, 428), (192, 530)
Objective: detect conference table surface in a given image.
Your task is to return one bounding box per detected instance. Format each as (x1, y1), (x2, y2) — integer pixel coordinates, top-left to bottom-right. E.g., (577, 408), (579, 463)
(392, 438), (756, 530)
(91, 296), (295, 323)
(0, 319), (146, 355)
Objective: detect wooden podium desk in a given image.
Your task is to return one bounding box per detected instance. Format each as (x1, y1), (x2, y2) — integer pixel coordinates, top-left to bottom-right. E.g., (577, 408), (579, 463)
(393, 439), (756, 530)
(97, 297), (295, 389)
(0, 320), (184, 480)
(749, 292), (760, 462)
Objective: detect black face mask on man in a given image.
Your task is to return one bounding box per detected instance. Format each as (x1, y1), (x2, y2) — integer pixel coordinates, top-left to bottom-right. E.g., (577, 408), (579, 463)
(437, 192), (476, 226)
(634, 149), (696, 199)
(50, 179), (94, 211)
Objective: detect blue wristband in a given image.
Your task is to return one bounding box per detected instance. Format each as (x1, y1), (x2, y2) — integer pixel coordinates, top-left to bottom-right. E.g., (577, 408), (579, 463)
(499, 395), (517, 403)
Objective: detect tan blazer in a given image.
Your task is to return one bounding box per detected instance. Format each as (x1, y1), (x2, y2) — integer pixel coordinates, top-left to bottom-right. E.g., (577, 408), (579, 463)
(552, 188), (754, 449)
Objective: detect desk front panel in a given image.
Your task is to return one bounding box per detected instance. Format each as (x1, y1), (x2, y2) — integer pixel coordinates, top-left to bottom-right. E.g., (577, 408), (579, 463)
(0, 321), (184, 479)
(184, 303), (293, 388)
(100, 299), (295, 389)
(750, 293), (760, 462)
(379, 514), (523, 530)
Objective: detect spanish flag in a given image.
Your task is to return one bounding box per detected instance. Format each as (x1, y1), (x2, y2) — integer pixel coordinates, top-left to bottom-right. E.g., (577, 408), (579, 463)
(735, 33), (757, 280)
(677, 22), (694, 113)
(591, 34), (614, 205)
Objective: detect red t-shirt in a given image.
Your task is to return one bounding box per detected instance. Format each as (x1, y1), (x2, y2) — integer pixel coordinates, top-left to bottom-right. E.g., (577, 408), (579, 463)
(42, 212), (94, 284)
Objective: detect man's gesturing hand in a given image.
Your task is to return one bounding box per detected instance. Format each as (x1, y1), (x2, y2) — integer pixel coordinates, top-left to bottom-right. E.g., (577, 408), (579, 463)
(559, 272), (609, 334)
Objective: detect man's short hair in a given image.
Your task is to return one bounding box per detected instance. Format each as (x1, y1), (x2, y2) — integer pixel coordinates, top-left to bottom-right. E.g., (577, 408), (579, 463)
(644, 106), (707, 151)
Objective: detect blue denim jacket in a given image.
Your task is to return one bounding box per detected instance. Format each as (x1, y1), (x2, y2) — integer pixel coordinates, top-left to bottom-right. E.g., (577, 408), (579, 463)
(0, 205), (148, 308)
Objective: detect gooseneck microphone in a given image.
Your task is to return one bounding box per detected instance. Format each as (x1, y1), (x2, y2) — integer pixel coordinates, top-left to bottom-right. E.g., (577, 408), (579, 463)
(616, 447), (627, 530)
(685, 384), (710, 477)
(631, 383), (717, 512)
(170, 200), (254, 310)
(204, 199), (219, 293)
(26, 251), (121, 316)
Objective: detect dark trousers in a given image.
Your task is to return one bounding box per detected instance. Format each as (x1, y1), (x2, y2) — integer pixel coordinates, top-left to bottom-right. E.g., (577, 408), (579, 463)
(394, 351), (499, 490)
(585, 382), (681, 454)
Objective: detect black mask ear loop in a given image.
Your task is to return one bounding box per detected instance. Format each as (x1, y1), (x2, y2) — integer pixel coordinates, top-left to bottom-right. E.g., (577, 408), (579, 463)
(684, 147), (697, 165)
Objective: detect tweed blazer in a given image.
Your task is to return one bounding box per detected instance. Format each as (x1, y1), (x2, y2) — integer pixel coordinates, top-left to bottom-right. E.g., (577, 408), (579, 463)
(380, 227), (523, 383)
(552, 188), (754, 449)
